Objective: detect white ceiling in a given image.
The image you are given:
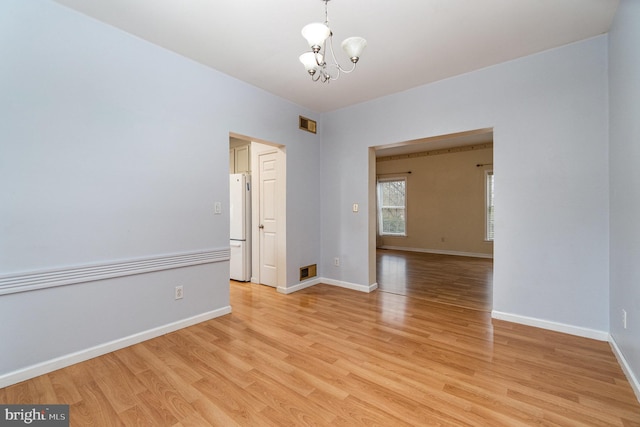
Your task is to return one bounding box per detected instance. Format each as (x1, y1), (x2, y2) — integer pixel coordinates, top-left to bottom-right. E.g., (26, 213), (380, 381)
(374, 129), (494, 157)
(53, 0), (618, 113)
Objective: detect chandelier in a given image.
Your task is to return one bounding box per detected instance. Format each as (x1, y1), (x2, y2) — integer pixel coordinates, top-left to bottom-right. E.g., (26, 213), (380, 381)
(299, 0), (367, 83)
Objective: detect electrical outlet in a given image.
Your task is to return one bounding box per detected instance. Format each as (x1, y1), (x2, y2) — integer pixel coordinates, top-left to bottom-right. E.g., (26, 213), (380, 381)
(175, 285), (184, 300)
(623, 309), (627, 329)
(334, 257), (340, 267)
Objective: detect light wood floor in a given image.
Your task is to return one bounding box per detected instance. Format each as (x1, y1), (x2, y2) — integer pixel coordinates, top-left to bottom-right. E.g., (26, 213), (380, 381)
(2, 279), (639, 425)
(377, 249), (493, 312)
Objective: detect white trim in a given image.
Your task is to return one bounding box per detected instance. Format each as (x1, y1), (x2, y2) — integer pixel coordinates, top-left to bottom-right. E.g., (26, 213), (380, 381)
(0, 248), (230, 296)
(609, 336), (640, 403)
(277, 278), (322, 294)
(491, 310), (609, 341)
(321, 278), (378, 293)
(380, 245), (493, 259)
(0, 306), (231, 388)
(278, 278), (377, 294)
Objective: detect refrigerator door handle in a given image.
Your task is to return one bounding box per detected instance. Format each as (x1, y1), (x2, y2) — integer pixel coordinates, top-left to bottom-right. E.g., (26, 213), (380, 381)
(230, 241), (242, 247)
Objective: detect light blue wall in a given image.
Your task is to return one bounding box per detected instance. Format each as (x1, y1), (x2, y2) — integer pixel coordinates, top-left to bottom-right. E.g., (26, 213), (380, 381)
(0, 0), (320, 378)
(322, 36), (610, 333)
(2, 0), (634, 392)
(609, 0), (640, 389)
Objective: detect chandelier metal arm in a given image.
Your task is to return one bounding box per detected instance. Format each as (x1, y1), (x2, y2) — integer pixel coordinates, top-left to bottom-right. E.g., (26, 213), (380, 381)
(326, 34), (357, 75)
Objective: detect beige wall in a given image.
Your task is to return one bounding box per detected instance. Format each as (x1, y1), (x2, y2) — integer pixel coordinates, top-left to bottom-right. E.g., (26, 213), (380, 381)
(376, 146), (493, 257)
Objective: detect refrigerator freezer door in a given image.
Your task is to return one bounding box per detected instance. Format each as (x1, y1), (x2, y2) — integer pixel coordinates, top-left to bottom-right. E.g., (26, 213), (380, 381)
(230, 240), (251, 281)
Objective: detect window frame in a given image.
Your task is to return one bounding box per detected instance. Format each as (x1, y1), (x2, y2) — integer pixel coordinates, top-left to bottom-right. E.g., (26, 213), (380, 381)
(485, 170), (494, 241)
(377, 176), (407, 237)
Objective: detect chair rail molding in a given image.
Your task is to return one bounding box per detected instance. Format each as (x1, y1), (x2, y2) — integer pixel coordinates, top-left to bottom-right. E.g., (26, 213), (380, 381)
(0, 248), (230, 296)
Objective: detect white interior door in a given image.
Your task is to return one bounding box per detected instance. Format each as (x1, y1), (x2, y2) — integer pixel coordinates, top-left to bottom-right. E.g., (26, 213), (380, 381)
(259, 152), (278, 287)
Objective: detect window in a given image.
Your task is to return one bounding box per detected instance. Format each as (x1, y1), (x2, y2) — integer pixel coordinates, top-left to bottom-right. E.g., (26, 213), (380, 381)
(377, 177), (407, 236)
(485, 171), (494, 241)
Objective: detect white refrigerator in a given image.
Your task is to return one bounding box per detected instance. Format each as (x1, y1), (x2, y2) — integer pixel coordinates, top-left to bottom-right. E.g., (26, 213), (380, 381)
(230, 173), (251, 281)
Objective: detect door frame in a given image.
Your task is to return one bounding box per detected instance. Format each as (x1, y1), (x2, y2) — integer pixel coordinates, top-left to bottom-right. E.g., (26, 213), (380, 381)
(368, 128), (494, 293)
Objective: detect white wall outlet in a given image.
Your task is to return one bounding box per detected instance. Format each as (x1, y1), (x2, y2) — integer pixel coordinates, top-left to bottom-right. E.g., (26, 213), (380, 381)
(334, 257), (340, 266)
(214, 202), (222, 214)
(175, 285), (184, 300)
(352, 203), (359, 213)
(623, 309), (627, 329)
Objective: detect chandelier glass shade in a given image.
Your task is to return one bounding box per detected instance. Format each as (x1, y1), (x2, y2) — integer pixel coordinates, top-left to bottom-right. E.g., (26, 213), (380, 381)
(299, 0), (367, 83)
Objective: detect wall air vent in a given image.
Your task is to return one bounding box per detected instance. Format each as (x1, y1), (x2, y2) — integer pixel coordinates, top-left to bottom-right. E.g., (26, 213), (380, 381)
(299, 116), (317, 134)
(299, 264), (317, 281)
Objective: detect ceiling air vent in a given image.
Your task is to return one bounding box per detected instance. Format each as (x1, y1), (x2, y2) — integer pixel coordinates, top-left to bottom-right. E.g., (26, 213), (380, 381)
(299, 116), (317, 134)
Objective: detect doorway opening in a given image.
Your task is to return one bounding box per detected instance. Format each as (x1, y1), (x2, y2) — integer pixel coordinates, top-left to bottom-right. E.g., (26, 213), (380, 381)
(371, 128), (494, 312)
(229, 133), (286, 290)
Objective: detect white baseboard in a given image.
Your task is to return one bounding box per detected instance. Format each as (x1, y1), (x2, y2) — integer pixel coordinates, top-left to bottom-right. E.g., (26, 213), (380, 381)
(278, 277), (377, 294)
(321, 278), (378, 293)
(379, 245), (493, 259)
(491, 310), (609, 341)
(0, 306), (231, 389)
(277, 278), (322, 294)
(609, 336), (640, 403)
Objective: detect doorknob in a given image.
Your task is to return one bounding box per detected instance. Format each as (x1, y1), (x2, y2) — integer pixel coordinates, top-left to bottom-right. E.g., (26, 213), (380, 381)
(259, 224), (264, 229)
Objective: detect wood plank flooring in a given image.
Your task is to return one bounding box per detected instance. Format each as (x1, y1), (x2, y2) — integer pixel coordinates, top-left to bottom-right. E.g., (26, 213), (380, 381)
(377, 249), (493, 311)
(2, 278), (639, 425)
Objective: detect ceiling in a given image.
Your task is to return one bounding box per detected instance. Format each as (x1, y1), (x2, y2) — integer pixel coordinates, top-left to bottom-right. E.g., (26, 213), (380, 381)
(53, 0), (618, 114)
(374, 129), (493, 157)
